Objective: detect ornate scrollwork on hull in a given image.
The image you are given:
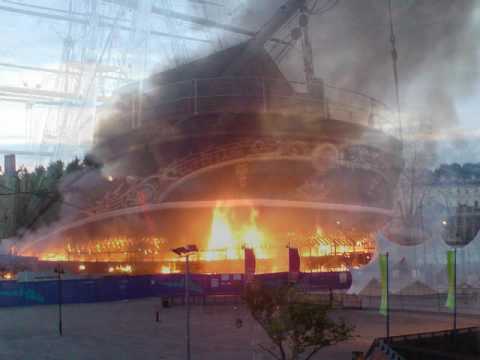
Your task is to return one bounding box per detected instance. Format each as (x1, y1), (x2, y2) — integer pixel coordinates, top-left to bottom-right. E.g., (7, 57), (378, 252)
(91, 175), (175, 214)
(88, 138), (398, 215)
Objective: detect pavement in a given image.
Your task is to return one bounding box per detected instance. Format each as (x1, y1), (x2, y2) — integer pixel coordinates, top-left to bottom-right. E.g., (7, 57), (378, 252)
(0, 299), (477, 359)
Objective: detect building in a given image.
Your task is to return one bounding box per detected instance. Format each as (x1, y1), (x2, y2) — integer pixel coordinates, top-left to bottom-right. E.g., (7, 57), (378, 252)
(4, 154), (16, 176)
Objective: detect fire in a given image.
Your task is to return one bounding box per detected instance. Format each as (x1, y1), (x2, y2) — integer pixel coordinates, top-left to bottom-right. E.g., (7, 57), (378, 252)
(20, 204), (375, 274)
(40, 253), (67, 262)
(160, 265), (172, 273)
(302, 227), (374, 257)
(200, 203), (269, 261)
(202, 204), (237, 260)
(240, 208), (268, 259)
(108, 264), (133, 273)
(159, 265), (180, 274)
(2, 272), (13, 280)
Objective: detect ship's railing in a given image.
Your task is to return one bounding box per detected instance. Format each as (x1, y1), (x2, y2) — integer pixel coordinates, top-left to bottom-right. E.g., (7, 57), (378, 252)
(102, 76), (399, 136)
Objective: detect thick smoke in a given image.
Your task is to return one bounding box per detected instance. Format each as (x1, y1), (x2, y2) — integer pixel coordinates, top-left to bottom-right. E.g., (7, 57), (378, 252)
(97, 1), (480, 148)
(239, 0), (479, 140)
(74, 0), (480, 224)
(14, 1), (480, 276)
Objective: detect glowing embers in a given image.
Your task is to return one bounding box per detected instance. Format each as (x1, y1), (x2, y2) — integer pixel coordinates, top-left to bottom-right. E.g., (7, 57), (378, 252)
(108, 264), (133, 273)
(1, 272), (14, 280)
(302, 227), (375, 272)
(40, 253), (68, 262)
(200, 203), (269, 261)
(36, 237), (168, 263)
(159, 265), (181, 274)
(24, 203), (375, 274)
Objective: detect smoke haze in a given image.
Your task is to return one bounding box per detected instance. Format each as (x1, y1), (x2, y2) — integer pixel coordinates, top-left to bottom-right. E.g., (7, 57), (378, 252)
(238, 0), (479, 132)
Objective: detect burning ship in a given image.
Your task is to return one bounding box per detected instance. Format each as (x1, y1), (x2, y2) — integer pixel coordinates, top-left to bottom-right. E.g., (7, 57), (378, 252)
(19, 0), (403, 281)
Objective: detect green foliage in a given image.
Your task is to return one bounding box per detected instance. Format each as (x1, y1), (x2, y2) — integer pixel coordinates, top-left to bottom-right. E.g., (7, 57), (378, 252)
(244, 283), (354, 360)
(65, 157), (82, 174)
(45, 160), (64, 189)
(0, 156), (100, 238)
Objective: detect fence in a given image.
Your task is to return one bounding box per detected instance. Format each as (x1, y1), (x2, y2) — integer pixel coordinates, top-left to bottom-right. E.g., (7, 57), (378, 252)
(99, 76), (398, 137)
(0, 271), (351, 307)
(331, 292), (480, 315)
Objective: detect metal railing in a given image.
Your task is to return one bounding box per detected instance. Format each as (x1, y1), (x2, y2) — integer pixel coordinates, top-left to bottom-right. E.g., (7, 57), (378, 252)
(103, 77), (399, 136)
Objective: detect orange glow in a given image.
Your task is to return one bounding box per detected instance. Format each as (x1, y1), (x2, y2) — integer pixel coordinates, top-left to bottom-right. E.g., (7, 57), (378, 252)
(116, 264), (132, 273)
(3, 272), (13, 280)
(200, 203), (268, 261)
(107, 265), (133, 273)
(302, 227), (374, 258)
(160, 265), (172, 273)
(20, 205), (375, 274)
(202, 204), (237, 260)
(159, 264), (180, 274)
(40, 253), (67, 262)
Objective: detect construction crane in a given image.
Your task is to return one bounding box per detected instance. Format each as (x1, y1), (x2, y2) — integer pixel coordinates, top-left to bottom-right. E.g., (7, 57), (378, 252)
(0, 0), (329, 165)
(0, 0), (215, 164)
(222, 0), (306, 76)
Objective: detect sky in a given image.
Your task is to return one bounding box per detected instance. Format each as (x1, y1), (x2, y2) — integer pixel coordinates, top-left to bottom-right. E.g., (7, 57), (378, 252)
(0, 0), (231, 167)
(0, 0), (479, 167)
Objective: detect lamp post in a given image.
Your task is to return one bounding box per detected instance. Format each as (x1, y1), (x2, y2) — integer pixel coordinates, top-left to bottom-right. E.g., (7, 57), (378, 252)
(172, 245), (198, 360)
(54, 263), (65, 336)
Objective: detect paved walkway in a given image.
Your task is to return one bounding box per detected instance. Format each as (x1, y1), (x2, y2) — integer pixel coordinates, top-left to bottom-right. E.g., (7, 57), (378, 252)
(0, 299), (477, 359)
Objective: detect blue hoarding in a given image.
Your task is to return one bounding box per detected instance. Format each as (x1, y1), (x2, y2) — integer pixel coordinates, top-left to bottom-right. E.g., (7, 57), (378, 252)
(0, 271), (351, 307)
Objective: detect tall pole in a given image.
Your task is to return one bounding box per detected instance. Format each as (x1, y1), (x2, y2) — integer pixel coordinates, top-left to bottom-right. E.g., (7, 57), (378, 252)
(55, 264), (64, 336)
(185, 254), (191, 360)
(386, 252), (390, 338)
(58, 271), (63, 336)
(388, 0), (403, 142)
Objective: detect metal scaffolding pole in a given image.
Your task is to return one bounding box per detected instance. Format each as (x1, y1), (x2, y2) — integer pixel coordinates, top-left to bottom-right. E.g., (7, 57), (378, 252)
(0, 4), (211, 43)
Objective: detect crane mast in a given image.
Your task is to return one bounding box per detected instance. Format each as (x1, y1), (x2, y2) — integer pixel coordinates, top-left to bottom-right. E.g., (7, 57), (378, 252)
(299, 9), (316, 91)
(0, 0), (321, 163)
(222, 0), (306, 76)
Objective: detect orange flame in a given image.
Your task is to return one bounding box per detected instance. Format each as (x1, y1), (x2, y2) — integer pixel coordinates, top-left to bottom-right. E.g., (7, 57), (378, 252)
(200, 203), (268, 261)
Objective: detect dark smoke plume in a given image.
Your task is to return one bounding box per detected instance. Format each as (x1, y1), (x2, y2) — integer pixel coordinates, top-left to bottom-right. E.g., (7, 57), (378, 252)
(238, 0), (479, 130)
(21, 1), (480, 240)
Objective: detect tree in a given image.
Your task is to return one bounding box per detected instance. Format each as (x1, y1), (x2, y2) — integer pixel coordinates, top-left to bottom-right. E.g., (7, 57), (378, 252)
(45, 160), (64, 189)
(83, 154), (102, 169)
(244, 283), (354, 360)
(0, 157), (100, 239)
(65, 157), (82, 174)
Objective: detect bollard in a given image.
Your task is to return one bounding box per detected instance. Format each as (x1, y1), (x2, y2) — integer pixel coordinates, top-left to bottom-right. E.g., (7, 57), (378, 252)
(156, 310), (160, 323)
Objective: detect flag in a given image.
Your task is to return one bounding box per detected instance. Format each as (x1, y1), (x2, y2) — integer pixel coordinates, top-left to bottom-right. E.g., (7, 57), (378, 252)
(379, 254), (388, 316)
(288, 247), (301, 282)
(446, 250), (456, 310)
(244, 248), (256, 283)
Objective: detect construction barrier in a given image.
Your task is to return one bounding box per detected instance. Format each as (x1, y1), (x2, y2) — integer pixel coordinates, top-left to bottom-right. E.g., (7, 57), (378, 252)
(0, 271), (352, 307)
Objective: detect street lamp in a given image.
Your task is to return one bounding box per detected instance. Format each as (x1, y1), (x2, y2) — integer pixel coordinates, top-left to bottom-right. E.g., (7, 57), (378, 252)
(54, 263), (65, 336)
(172, 245), (198, 360)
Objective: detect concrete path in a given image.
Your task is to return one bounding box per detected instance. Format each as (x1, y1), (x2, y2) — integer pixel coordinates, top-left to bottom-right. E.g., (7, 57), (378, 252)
(0, 299), (477, 359)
